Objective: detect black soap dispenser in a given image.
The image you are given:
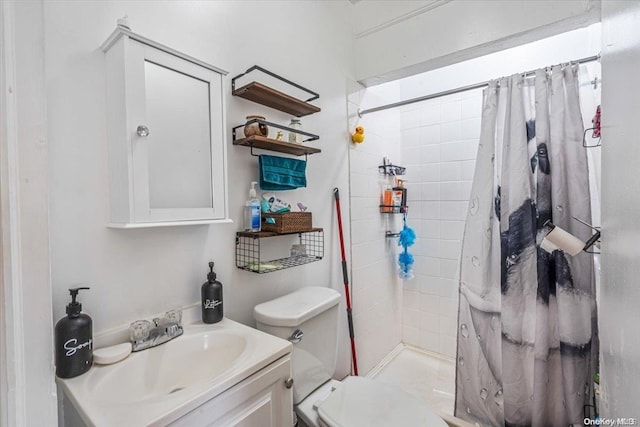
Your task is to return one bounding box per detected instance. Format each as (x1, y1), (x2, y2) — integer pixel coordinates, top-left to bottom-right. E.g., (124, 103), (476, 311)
(201, 262), (223, 324)
(55, 287), (93, 378)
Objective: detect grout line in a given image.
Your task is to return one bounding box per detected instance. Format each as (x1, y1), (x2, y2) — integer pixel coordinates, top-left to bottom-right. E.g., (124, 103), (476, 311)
(365, 343), (406, 378)
(433, 388), (455, 398)
(366, 341), (457, 380)
(403, 343), (455, 363)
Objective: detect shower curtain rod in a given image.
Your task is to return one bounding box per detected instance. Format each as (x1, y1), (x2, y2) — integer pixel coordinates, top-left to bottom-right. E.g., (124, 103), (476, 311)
(358, 54), (600, 117)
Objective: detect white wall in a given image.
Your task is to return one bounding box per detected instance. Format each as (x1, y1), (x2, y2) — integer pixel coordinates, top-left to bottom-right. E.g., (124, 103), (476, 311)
(45, 0), (354, 384)
(347, 80), (403, 374)
(354, 0), (600, 86)
(599, 0), (640, 417)
(389, 24), (600, 358)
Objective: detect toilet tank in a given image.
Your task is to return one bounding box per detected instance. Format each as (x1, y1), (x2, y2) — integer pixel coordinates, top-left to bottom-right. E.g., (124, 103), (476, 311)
(254, 287), (341, 405)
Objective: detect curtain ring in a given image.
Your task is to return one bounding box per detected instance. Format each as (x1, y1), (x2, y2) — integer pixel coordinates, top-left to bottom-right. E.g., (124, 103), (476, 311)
(572, 63), (580, 75)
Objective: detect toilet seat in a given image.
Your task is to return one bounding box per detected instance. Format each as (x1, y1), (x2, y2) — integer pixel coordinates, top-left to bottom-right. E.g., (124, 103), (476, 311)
(316, 376), (448, 427)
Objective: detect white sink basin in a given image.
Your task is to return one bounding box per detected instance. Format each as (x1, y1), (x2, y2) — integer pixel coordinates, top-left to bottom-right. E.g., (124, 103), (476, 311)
(86, 331), (249, 404)
(58, 318), (291, 426)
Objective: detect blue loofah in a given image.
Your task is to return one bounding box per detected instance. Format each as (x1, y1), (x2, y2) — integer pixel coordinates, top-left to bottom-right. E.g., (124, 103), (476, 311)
(398, 250), (414, 278)
(398, 225), (416, 247)
(397, 213), (415, 280)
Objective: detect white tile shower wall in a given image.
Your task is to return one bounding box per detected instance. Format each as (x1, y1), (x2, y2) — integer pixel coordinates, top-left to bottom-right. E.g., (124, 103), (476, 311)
(348, 80), (403, 375)
(400, 89), (482, 358)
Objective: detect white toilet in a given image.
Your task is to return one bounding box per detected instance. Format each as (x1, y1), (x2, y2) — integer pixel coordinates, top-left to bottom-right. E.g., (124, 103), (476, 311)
(254, 286), (448, 427)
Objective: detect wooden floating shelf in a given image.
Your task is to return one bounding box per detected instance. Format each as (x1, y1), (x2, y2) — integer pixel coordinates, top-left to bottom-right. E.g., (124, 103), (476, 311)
(233, 135), (321, 156)
(233, 81), (321, 117)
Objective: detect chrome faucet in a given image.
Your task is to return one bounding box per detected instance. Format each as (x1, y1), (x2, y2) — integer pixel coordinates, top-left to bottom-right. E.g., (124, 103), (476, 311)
(129, 309), (183, 352)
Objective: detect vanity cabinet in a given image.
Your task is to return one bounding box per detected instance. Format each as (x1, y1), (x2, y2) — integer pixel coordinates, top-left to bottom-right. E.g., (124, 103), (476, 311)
(101, 27), (229, 228)
(58, 318), (293, 427)
(169, 355), (293, 427)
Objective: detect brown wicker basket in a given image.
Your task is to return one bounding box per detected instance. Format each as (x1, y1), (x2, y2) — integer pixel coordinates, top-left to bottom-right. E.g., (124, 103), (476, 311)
(261, 212), (312, 233)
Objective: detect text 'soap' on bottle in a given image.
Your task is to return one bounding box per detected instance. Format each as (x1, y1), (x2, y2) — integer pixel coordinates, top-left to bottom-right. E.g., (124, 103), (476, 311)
(55, 287), (93, 378)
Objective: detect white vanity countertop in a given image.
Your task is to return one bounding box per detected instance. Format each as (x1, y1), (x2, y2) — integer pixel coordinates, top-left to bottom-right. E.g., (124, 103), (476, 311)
(57, 318), (292, 426)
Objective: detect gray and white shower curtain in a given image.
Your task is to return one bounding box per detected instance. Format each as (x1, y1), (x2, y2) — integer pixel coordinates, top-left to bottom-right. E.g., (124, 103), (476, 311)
(455, 65), (598, 426)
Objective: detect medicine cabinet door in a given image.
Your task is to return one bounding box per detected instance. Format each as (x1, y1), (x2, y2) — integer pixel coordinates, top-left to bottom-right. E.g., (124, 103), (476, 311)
(128, 40), (226, 223)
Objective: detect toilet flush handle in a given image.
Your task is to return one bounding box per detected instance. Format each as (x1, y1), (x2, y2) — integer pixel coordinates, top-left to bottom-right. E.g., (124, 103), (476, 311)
(287, 329), (303, 344)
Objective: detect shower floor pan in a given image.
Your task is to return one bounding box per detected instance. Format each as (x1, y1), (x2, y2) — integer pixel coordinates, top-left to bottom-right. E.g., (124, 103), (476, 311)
(368, 345), (476, 427)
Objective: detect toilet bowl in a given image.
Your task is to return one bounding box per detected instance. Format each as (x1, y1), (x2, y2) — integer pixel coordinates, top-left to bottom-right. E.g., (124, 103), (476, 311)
(254, 287), (448, 427)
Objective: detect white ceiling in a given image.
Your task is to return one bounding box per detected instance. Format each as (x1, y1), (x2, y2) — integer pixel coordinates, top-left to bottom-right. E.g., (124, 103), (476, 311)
(350, 0), (451, 38)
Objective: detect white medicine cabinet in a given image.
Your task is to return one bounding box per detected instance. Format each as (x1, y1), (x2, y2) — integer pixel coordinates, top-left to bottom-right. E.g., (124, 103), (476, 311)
(101, 27), (229, 228)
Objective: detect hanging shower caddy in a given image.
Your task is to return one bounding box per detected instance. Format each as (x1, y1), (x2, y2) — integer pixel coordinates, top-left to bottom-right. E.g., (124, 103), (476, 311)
(379, 158), (408, 214)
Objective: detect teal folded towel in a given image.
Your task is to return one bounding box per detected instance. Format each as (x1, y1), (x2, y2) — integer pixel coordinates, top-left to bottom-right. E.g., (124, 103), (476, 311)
(259, 155), (307, 190)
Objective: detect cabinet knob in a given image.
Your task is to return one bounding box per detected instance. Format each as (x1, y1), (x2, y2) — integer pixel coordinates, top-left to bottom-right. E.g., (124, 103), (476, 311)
(136, 125), (150, 137)
(284, 378), (294, 389)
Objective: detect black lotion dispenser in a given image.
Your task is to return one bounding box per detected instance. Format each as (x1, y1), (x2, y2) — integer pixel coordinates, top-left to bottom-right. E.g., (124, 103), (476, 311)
(55, 287), (93, 378)
(201, 261), (223, 324)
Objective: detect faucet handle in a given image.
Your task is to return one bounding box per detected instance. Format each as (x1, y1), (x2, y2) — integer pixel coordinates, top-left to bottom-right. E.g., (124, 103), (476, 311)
(166, 323), (182, 337)
(130, 320), (152, 342)
(165, 309), (182, 325)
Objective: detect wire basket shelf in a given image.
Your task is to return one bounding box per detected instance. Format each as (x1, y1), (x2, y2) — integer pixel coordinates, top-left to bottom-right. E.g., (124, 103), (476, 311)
(235, 229), (324, 274)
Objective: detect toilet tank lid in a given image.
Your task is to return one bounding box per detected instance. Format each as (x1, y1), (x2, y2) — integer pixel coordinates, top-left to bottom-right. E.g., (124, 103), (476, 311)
(254, 287), (341, 327)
